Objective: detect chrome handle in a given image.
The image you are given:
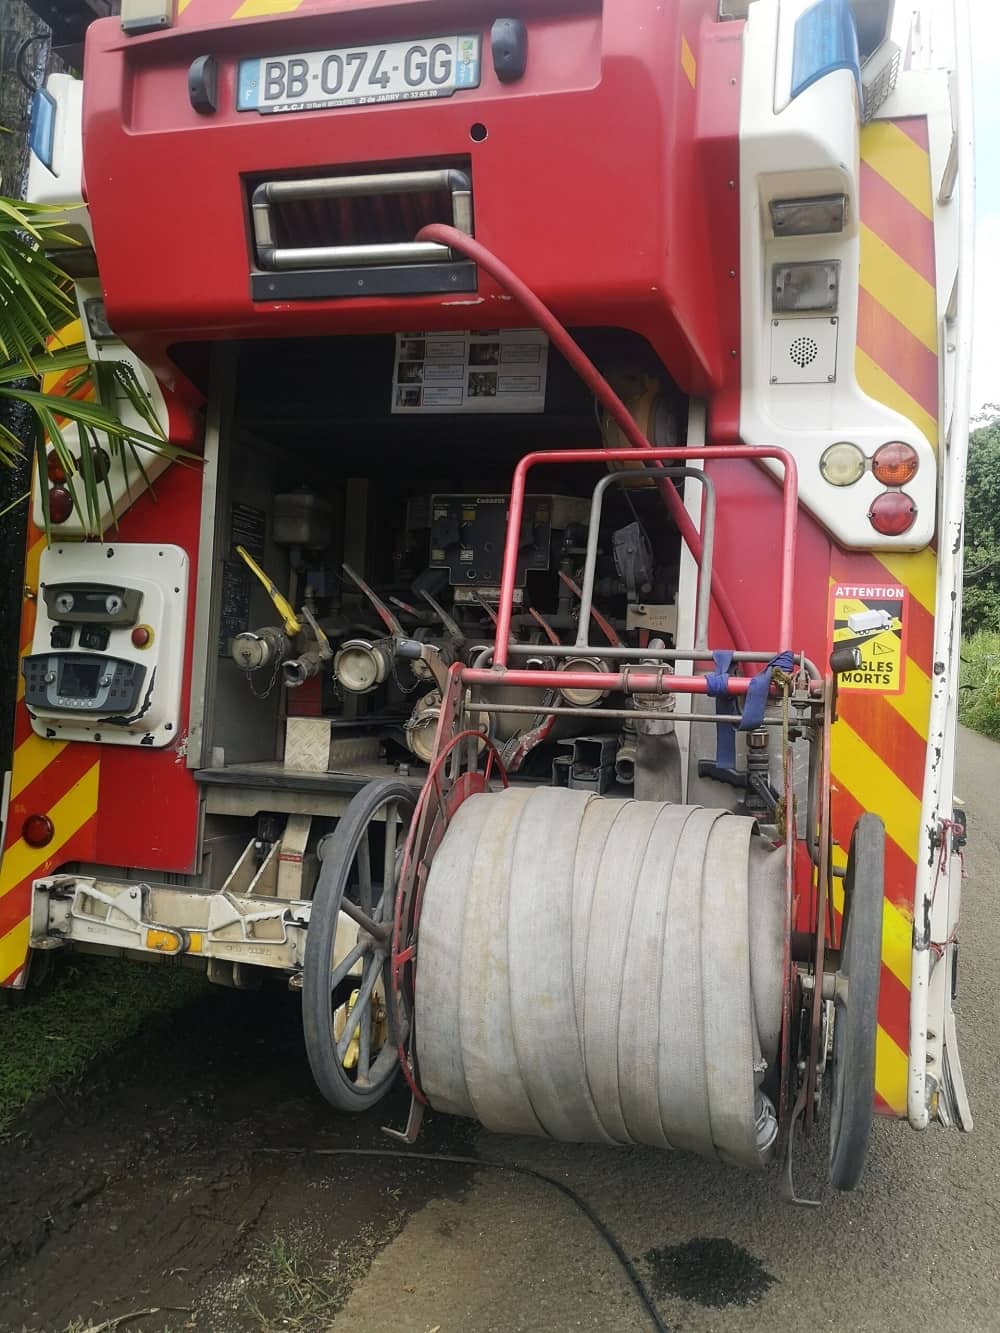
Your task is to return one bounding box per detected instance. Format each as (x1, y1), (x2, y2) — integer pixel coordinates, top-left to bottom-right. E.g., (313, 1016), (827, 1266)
(251, 168), (472, 271)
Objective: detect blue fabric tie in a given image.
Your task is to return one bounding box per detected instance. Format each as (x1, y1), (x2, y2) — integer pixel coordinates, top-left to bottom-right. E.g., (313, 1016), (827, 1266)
(740, 651), (796, 731)
(704, 650), (795, 769)
(706, 650), (739, 768)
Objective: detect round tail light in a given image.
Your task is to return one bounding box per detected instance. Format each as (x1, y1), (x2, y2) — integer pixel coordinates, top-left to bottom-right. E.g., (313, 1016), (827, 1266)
(22, 814), (54, 848)
(820, 442), (866, 487)
(869, 491), (917, 536)
(872, 442), (919, 487)
(48, 486), (74, 524)
(46, 451), (67, 484)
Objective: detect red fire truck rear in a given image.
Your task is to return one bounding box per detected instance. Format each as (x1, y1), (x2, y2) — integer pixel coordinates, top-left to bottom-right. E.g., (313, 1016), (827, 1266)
(3, 0), (975, 1195)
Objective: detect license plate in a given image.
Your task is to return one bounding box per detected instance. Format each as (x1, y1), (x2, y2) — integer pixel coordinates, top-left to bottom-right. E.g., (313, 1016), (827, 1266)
(237, 34), (482, 116)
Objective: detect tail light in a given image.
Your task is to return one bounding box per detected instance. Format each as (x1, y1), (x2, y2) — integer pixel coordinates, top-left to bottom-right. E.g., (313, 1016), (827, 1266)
(869, 491), (917, 536)
(46, 451), (67, 484)
(872, 442), (919, 487)
(820, 442), (865, 486)
(22, 814), (54, 848)
(48, 486), (74, 523)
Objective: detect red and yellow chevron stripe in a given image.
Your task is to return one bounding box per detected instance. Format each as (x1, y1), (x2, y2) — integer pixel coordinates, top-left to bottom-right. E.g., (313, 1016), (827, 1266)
(832, 116), (939, 1116)
(1, 528), (100, 986)
(0, 332), (101, 986)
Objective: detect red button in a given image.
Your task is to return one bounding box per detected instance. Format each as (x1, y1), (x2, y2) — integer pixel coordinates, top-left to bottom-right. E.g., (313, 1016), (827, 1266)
(131, 625), (152, 648)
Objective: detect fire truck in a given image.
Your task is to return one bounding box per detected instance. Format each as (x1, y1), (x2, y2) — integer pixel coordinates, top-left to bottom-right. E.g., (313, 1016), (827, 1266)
(3, 0), (974, 1196)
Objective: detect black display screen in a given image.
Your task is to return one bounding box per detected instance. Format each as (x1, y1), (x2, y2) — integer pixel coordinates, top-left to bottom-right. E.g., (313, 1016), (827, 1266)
(59, 659), (103, 700)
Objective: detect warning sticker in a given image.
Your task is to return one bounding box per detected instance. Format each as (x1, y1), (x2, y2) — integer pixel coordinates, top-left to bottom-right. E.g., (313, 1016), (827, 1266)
(829, 583), (908, 694)
(391, 329), (548, 414)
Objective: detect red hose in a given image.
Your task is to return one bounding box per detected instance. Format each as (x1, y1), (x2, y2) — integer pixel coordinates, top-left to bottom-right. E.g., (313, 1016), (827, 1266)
(417, 223), (750, 651)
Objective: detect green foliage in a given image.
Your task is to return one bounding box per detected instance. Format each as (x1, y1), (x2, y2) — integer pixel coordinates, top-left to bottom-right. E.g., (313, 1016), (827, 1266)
(964, 410), (1000, 635)
(0, 955), (208, 1129)
(959, 630), (1000, 740)
(0, 194), (190, 536)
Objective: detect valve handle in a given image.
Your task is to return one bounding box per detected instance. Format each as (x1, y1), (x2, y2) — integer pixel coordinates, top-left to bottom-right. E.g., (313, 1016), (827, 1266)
(235, 545), (302, 638)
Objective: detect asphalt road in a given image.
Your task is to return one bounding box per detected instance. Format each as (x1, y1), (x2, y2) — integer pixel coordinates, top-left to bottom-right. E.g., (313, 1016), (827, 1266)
(331, 725), (1000, 1333)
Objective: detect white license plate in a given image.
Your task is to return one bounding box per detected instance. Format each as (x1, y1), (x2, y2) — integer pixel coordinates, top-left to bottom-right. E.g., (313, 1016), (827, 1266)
(237, 34), (482, 116)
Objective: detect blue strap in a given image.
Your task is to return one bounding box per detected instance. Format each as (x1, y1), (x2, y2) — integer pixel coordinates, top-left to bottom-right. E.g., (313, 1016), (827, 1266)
(739, 651), (796, 732)
(706, 650), (738, 769)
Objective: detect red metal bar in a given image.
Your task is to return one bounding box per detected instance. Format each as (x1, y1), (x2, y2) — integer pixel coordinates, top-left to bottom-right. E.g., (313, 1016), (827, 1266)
(488, 446), (798, 669)
(462, 667), (753, 696)
(417, 223), (753, 651)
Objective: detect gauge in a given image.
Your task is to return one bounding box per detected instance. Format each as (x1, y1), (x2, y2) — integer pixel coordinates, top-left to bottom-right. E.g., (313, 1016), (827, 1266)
(54, 592), (75, 615)
(105, 593), (123, 616)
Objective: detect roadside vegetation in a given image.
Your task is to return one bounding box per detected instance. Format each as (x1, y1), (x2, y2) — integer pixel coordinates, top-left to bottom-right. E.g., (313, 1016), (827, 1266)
(961, 412), (1000, 739)
(0, 956), (206, 1130)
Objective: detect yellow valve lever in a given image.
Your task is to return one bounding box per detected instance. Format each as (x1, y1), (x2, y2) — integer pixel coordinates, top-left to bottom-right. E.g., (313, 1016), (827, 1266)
(235, 545), (302, 637)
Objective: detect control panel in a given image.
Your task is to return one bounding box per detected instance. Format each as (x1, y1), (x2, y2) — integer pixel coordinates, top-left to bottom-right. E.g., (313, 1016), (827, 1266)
(23, 544), (189, 747)
(428, 494), (587, 587)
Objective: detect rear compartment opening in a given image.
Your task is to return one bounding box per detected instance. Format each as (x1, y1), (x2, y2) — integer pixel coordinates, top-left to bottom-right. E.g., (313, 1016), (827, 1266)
(182, 328), (689, 823)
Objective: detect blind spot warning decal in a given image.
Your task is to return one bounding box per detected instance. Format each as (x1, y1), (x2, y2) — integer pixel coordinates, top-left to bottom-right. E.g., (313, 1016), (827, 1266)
(830, 582), (908, 694)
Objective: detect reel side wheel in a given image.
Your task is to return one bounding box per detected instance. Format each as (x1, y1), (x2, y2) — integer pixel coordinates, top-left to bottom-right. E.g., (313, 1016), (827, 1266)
(829, 813), (885, 1191)
(303, 779), (416, 1113)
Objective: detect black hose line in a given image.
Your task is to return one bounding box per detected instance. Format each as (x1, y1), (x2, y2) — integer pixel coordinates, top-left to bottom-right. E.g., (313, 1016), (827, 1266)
(253, 1145), (671, 1333)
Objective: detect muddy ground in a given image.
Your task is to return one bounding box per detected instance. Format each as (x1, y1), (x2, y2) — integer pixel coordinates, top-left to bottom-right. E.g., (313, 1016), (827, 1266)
(0, 987), (480, 1333)
(2, 725), (997, 1333)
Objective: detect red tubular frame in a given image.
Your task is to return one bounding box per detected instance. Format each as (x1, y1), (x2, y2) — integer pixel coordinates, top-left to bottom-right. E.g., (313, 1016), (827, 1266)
(475, 445), (798, 685)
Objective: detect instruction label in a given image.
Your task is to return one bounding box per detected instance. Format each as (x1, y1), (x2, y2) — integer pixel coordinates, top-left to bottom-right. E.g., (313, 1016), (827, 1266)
(391, 329), (548, 414)
(829, 582), (908, 694)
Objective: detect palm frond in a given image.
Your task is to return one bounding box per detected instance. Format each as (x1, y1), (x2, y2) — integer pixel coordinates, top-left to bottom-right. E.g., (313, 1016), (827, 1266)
(0, 193), (198, 539)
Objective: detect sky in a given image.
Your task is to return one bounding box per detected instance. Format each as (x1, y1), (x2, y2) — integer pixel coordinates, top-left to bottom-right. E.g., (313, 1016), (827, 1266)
(970, 0), (1000, 415)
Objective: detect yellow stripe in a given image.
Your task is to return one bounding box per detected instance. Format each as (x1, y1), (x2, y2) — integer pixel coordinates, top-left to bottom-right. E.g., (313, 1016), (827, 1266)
(859, 226), (938, 355)
(0, 918), (30, 984)
(875, 549), (938, 617)
(855, 348), (939, 447)
(861, 121), (933, 220)
(0, 762), (99, 897)
(25, 535), (44, 591)
(178, 0), (194, 10)
(18, 538), (45, 702)
(830, 720), (922, 857)
(875, 1025), (909, 1116)
(10, 735), (68, 801)
(681, 36), (697, 89)
(232, 0), (302, 16)
(0, 761), (99, 982)
(886, 660), (931, 740)
(831, 852), (913, 990)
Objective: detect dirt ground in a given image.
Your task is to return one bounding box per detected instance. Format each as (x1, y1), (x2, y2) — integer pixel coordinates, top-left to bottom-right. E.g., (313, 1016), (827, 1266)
(0, 988), (480, 1333)
(2, 727), (996, 1333)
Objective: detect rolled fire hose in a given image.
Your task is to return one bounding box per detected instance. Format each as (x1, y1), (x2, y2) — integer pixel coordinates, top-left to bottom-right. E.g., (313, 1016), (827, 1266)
(415, 787), (783, 1168)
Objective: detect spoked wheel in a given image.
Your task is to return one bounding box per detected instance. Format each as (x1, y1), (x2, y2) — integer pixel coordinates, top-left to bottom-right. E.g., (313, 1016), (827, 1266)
(303, 778), (416, 1113)
(829, 813), (885, 1190)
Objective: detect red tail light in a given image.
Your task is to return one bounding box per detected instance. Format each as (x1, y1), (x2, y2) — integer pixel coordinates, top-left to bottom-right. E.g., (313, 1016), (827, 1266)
(869, 491), (917, 536)
(22, 814), (54, 848)
(48, 487), (74, 523)
(46, 451), (67, 484)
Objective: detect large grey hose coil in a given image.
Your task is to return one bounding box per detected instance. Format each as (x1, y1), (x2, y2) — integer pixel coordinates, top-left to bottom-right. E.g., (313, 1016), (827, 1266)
(415, 787), (785, 1169)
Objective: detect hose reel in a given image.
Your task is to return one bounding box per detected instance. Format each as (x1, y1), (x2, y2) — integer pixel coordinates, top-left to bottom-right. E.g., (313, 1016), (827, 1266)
(414, 786), (784, 1167)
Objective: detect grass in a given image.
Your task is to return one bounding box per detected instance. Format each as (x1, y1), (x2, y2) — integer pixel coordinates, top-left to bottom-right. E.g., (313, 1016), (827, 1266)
(959, 630), (1000, 740)
(0, 954), (207, 1130)
(242, 1217), (409, 1332)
